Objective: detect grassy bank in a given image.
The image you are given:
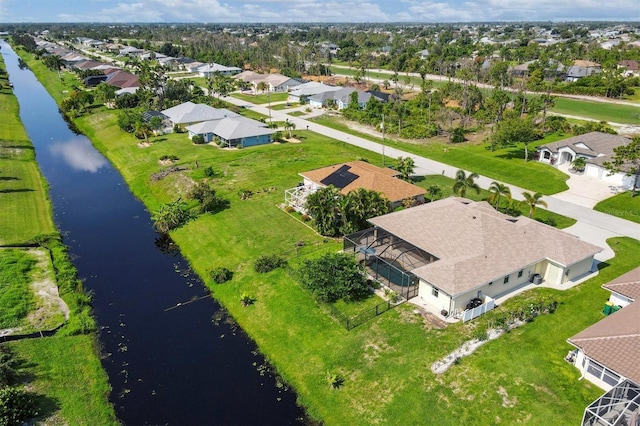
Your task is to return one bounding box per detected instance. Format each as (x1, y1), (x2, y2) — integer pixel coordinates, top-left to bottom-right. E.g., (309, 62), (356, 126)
(311, 115), (570, 195)
(594, 191), (640, 224)
(552, 97), (640, 124)
(2, 46), (116, 424)
(24, 50), (640, 425)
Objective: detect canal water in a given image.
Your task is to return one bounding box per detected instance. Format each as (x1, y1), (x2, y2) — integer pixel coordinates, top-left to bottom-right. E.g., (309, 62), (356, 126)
(1, 40), (304, 425)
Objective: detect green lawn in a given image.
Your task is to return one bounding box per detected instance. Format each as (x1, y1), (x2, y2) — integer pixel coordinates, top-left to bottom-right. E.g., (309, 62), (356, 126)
(231, 91), (289, 104)
(287, 110), (306, 117)
(312, 115), (570, 195)
(551, 97), (640, 125)
(0, 249), (36, 328)
(593, 191), (640, 224)
(10, 336), (117, 425)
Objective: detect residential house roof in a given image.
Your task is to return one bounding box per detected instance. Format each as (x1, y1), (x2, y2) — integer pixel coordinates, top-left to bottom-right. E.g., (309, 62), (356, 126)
(289, 82), (341, 98)
(300, 161), (426, 204)
(619, 60), (639, 71)
(105, 70), (139, 89)
(332, 87), (372, 106)
(73, 60), (105, 70)
(186, 116), (273, 141)
(566, 65), (601, 79)
(539, 132), (631, 167)
(197, 63), (242, 74)
(367, 198), (601, 296)
(568, 266), (640, 384)
(602, 267), (640, 301)
(161, 102), (240, 125)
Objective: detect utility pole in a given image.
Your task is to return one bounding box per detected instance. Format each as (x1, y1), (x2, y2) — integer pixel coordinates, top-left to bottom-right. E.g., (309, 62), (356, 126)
(381, 113), (386, 166)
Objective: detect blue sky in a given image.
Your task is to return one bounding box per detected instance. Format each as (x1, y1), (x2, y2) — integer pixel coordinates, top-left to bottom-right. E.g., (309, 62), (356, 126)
(0, 0), (638, 23)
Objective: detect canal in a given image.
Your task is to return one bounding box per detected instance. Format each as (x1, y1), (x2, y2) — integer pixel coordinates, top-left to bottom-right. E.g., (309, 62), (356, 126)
(1, 40), (304, 425)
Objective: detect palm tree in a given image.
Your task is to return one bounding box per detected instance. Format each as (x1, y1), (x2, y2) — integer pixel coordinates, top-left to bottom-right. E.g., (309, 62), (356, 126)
(427, 185), (442, 202)
(452, 170), (480, 198)
(256, 81), (268, 94)
(284, 120), (296, 139)
(487, 181), (512, 210)
(395, 157), (415, 181)
(521, 192), (547, 218)
(571, 156), (587, 172)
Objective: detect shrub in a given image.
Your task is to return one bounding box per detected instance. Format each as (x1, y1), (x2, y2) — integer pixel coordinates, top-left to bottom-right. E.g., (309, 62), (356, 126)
(298, 252), (369, 303)
(240, 292), (255, 307)
(191, 134), (205, 144)
(254, 255), (287, 273)
(326, 372), (344, 389)
(301, 214), (311, 222)
(449, 127), (466, 143)
(284, 205), (295, 213)
(0, 386), (39, 425)
(209, 267), (232, 284)
(159, 155), (178, 161)
(203, 166), (215, 177)
(472, 327), (489, 342)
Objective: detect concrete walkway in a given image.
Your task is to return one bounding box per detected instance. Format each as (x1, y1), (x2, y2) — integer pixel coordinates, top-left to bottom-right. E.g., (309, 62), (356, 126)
(222, 95), (640, 246)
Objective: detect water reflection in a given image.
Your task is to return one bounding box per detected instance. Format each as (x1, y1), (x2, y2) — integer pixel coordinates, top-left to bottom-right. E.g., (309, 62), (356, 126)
(50, 138), (108, 172)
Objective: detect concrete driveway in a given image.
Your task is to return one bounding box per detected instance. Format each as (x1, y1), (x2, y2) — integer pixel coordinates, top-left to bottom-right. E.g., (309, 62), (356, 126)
(552, 163), (620, 208)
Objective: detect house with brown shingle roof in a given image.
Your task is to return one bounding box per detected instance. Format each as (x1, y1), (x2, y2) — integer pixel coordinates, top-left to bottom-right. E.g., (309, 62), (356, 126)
(345, 198), (601, 315)
(284, 161), (426, 213)
(537, 132), (640, 189)
(568, 267), (640, 391)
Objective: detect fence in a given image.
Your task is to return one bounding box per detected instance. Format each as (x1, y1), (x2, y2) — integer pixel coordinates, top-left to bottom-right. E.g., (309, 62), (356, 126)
(462, 296), (496, 323)
(325, 298), (404, 331)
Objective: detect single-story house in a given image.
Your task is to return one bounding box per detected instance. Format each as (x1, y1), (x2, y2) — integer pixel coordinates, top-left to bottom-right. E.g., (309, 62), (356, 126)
(233, 71), (302, 92)
(105, 70), (139, 89)
(160, 102), (239, 128)
(186, 116), (274, 148)
(288, 82), (341, 104)
(197, 63), (242, 77)
(417, 49), (430, 60)
(285, 161), (427, 213)
(537, 132), (640, 189)
(565, 60), (601, 82)
(618, 60), (640, 77)
(568, 266), (640, 392)
(344, 198), (601, 315)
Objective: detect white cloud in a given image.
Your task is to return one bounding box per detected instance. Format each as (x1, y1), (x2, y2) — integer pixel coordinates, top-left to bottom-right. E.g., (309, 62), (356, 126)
(50, 138), (108, 173)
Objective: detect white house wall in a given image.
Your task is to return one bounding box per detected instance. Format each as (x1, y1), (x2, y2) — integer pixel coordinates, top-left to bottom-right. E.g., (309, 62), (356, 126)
(573, 350), (624, 391)
(418, 280), (452, 313)
(566, 257), (595, 282)
(608, 293), (633, 307)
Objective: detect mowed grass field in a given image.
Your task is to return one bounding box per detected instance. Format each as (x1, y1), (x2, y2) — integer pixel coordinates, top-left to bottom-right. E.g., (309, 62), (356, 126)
(69, 103), (635, 425)
(0, 55), (53, 245)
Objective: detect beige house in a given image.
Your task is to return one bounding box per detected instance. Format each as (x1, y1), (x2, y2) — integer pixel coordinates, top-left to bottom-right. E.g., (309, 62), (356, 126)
(345, 198), (601, 317)
(568, 267), (640, 391)
(284, 161), (426, 213)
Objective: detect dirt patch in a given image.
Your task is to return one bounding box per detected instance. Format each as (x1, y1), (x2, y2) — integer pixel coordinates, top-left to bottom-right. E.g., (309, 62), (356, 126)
(497, 386), (518, 408)
(412, 305), (448, 329)
(0, 248), (69, 337)
(158, 159), (177, 166)
(138, 142), (152, 148)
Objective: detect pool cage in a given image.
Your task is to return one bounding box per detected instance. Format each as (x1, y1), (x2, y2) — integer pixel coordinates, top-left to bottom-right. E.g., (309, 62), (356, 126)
(582, 380), (640, 426)
(344, 228), (436, 300)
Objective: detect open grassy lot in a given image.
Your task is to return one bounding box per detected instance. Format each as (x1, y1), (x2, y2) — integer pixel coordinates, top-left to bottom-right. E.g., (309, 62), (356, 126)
(551, 97), (640, 125)
(415, 175), (575, 228)
(312, 115), (570, 195)
(0, 249), (36, 328)
(231, 91), (289, 104)
(69, 100), (632, 424)
(593, 191), (640, 224)
(330, 65), (446, 89)
(9, 335), (116, 425)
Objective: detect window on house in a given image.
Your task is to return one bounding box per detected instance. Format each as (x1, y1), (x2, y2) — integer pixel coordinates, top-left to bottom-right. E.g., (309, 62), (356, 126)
(432, 287), (439, 298)
(518, 270), (523, 278)
(488, 281), (493, 286)
(543, 151), (551, 159)
(503, 276), (510, 284)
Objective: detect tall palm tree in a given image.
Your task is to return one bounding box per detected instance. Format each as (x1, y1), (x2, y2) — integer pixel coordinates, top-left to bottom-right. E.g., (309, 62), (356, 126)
(452, 170), (480, 198)
(521, 192), (547, 218)
(488, 181), (512, 210)
(395, 157), (415, 181)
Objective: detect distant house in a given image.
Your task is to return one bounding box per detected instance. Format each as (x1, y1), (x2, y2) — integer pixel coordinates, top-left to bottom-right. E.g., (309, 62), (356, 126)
(160, 101), (239, 128)
(186, 116), (274, 148)
(344, 198), (601, 316)
(537, 132), (640, 189)
(618, 60), (640, 77)
(105, 70), (139, 89)
(565, 60), (601, 82)
(417, 49), (430, 60)
(288, 82), (341, 104)
(285, 161), (427, 214)
(233, 71), (303, 92)
(197, 63), (242, 77)
(568, 266), (640, 392)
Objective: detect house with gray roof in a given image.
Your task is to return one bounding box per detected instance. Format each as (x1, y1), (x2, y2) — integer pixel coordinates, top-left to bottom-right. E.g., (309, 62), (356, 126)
(186, 116), (274, 148)
(160, 102), (239, 128)
(197, 63), (242, 77)
(288, 82), (341, 104)
(344, 198), (600, 318)
(537, 132), (639, 189)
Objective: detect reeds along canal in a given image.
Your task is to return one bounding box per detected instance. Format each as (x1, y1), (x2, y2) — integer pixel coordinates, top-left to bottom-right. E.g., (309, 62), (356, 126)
(1, 39), (304, 425)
